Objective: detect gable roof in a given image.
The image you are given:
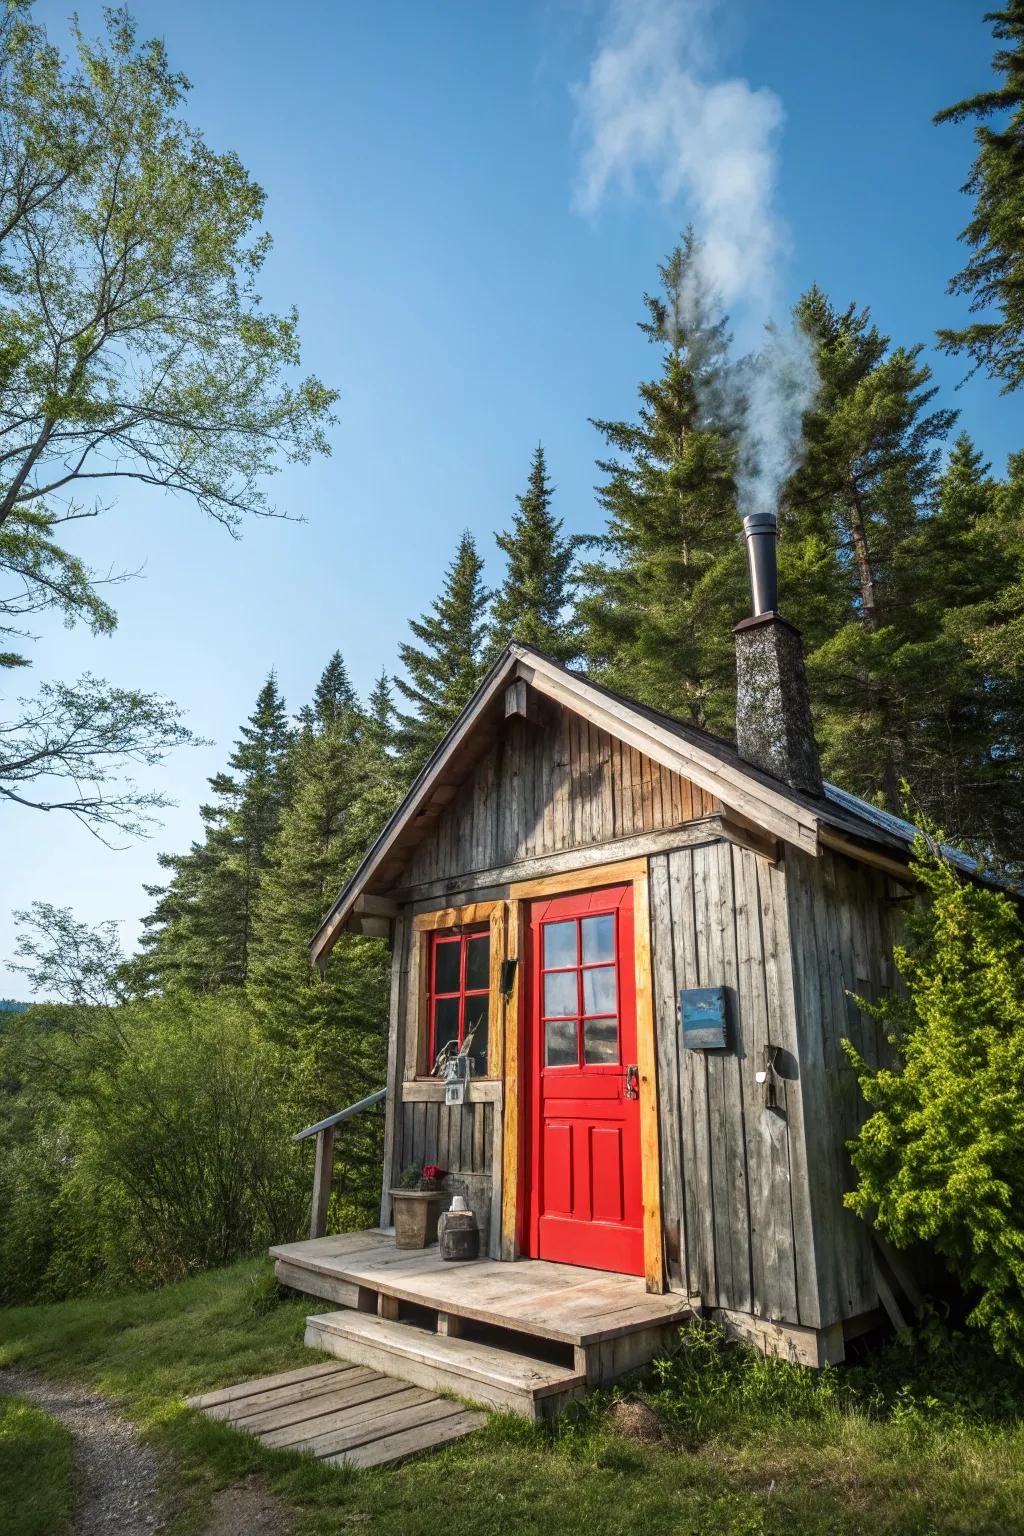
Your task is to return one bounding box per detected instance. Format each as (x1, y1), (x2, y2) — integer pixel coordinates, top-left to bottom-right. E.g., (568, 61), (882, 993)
(311, 642), (954, 965)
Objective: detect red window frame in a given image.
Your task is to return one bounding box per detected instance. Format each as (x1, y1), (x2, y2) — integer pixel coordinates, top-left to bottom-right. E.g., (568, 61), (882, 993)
(428, 927), (490, 1070)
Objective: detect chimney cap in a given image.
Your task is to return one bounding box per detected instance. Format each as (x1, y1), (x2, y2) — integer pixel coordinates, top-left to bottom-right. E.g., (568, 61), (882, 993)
(733, 611), (799, 638)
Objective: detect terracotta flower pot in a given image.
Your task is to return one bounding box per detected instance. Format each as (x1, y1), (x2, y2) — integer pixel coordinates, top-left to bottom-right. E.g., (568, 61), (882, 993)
(390, 1189), (445, 1249)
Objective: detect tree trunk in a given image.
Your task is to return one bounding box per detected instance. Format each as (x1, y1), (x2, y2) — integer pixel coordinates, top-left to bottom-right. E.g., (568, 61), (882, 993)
(846, 474), (879, 631)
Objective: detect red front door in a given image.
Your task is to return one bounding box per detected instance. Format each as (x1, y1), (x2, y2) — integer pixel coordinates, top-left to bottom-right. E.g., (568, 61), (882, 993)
(523, 884), (644, 1276)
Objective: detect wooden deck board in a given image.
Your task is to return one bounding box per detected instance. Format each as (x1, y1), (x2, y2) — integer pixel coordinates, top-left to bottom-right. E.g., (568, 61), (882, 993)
(271, 1229), (693, 1345)
(261, 1386), (437, 1450)
(220, 1375), (408, 1435)
(187, 1363), (484, 1470)
(336, 1408), (488, 1469)
(201, 1367), (376, 1422)
(186, 1361), (353, 1410)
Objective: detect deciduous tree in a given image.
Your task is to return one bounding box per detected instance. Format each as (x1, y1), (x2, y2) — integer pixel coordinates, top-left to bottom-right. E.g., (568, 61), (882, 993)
(0, 5), (335, 832)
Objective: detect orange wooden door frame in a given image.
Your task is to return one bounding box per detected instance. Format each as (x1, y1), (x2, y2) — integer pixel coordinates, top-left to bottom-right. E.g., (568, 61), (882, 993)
(500, 857), (664, 1293)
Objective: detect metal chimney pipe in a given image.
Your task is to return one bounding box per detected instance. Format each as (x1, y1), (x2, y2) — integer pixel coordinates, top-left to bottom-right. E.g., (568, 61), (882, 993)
(742, 511), (779, 616)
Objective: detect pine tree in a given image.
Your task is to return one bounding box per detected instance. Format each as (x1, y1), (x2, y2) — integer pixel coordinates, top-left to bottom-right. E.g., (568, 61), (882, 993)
(395, 531), (490, 775)
(490, 446), (583, 665)
(785, 289), (957, 813)
(936, 2), (1024, 391)
(298, 650), (359, 731)
(350, 672), (404, 845)
(925, 440), (1024, 862)
(137, 674), (293, 992)
(578, 234), (745, 731)
(248, 657), (389, 1211)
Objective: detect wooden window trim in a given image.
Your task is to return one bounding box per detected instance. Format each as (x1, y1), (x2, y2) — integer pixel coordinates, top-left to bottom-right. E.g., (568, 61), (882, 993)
(508, 856), (648, 902)
(407, 900), (504, 1080)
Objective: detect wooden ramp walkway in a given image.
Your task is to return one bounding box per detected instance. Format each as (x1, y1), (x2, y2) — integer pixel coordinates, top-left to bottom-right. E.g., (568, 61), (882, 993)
(185, 1360), (486, 1469)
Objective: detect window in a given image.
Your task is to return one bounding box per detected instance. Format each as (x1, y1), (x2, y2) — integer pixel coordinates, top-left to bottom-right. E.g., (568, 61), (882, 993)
(428, 928), (490, 1076)
(541, 911), (619, 1068)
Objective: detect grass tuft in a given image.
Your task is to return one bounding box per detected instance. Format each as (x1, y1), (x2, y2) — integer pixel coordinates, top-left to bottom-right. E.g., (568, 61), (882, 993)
(1, 1261), (1023, 1535)
(0, 1396), (74, 1536)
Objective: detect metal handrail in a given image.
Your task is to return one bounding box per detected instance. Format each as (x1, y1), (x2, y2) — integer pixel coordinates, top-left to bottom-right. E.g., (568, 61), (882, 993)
(292, 1087), (387, 1144)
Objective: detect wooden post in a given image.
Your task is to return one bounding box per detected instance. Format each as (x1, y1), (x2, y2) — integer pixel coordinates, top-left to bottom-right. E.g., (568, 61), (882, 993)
(310, 1125), (336, 1239)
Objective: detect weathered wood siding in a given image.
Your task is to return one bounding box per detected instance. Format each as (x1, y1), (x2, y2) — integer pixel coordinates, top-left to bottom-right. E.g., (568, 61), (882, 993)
(650, 840), (814, 1324)
(783, 845), (903, 1325)
(401, 707), (718, 890)
(651, 837), (902, 1330)
(392, 1097), (497, 1247)
(383, 897), (501, 1254)
(377, 700), (903, 1332)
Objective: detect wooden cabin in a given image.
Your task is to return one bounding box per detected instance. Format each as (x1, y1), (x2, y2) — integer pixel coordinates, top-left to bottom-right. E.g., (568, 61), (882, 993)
(271, 597), (936, 1414)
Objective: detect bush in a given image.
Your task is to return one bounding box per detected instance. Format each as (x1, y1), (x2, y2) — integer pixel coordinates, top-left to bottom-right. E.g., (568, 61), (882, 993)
(845, 835), (1024, 1364)
(643, 1320), (841, 1443)
(0, 991), (308, 1299)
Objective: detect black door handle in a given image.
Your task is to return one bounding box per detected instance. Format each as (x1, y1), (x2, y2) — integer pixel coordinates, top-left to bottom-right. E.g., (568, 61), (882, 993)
(624, 1064), (640, 1100)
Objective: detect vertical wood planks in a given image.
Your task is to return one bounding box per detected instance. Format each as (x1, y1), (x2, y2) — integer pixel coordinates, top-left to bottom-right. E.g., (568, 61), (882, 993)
(400, 704), (715, 889)
(649, 840), (806, 1322)
(380, 913), (409, 1228)
(670, 847), (715, 1302)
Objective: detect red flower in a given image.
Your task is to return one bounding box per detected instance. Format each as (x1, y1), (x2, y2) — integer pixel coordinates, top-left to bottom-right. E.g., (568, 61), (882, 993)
(423, 1165), (445, 1181)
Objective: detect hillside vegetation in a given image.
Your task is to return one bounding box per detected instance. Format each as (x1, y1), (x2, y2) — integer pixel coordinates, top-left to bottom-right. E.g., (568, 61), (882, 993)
(2, 1259), (1024, 1536)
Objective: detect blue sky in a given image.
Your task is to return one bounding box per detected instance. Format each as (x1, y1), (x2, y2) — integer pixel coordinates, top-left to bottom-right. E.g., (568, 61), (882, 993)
(1, 0), (1016, 993)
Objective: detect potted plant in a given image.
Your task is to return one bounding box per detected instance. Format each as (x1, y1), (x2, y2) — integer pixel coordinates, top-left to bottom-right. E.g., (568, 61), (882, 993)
(390, 1164), (447, 1248)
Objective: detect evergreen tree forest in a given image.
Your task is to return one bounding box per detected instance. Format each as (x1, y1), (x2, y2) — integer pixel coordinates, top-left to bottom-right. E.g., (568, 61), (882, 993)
(3, 2), (1024, 1316)
(5, 233), (1024, 1301)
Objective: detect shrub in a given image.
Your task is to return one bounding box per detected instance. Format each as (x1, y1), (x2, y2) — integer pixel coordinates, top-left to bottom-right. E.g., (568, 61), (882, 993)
(0, 991), (308, 1299)
(845, 835), (1024, 1364)
(644, 1319), (840, 1443)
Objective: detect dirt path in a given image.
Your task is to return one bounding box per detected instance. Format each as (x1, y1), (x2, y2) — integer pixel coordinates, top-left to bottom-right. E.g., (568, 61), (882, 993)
(1, 1366), (169, 1534)
(1, 1367), (298, 1536)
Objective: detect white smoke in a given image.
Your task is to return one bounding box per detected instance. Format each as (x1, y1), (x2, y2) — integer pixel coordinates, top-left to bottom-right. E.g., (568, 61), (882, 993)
(733, 323), (820, 520)
(573, 0), (818, 519)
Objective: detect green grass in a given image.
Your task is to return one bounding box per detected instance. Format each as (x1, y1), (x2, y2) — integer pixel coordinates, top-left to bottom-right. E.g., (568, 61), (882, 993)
(0, 1395), (74, 1536)
(2, 1260), (1024, 1536)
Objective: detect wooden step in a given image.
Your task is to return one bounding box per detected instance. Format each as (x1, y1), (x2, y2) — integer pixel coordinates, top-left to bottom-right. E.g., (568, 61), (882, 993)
(186, 1361), (485, 1469)
(306, 1310), (586, 1421)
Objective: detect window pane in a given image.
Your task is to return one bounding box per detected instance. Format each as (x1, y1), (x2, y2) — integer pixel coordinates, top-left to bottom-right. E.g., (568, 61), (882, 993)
(543, 920), (577, 969)
(433, 996), (460, 1061)
(434, 938), (461, 994)
(465, 934), (490, 992)
(543, 969), (578, 1018)
(545, 1017), (578, 1067)
(584, 1016), (619, 1065)
(464, 995), (489, 1074)
(581, 913), (615, 964)
(583, 964), (617, 1016)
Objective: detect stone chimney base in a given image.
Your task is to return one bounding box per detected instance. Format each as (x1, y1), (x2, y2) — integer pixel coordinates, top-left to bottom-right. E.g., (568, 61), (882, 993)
(734, 613), (823, 797)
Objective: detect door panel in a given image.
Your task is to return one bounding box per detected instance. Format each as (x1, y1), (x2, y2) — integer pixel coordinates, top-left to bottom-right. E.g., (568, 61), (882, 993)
(523, 883), (644, 1276)
(542, 1123), (574, 1216)
(590, 1127), (624, 1222)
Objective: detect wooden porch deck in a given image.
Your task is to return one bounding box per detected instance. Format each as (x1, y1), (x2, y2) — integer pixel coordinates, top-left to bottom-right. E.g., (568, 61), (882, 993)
(271, 1228), (693, 1347)
(270, 1229), (696, 1421)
